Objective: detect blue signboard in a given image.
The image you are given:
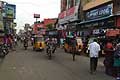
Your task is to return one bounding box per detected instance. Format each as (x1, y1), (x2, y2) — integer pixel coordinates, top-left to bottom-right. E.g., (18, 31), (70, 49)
(6, 4), (16, 19)
(86, 4), (113, 20)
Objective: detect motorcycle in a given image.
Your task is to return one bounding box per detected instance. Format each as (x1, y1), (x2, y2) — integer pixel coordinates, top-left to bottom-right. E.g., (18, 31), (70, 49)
(3, 44), (9, 55)
(0, 44), (9, 58)
(46, 43), (54, 60)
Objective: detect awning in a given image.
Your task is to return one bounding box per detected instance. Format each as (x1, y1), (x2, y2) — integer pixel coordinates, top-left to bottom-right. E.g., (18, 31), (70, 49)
(78, 15), (113, 25)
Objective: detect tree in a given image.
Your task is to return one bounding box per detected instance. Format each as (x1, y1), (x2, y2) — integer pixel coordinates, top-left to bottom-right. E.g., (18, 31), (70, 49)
(46, 23), (54, 30)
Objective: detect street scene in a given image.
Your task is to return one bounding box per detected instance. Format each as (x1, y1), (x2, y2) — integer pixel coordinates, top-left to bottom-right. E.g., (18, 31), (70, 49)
(0, 0), (120, 80)
(0, 44), (114, 80)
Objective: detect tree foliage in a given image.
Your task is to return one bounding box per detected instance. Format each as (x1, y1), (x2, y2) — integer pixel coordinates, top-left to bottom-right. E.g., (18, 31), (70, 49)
(46, 23), (54, 30)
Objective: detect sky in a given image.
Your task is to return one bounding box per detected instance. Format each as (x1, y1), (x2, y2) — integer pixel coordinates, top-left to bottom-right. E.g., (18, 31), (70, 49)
(3, 0), (60, 31)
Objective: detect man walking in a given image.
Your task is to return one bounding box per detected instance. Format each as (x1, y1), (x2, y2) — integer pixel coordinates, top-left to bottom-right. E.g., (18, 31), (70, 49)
(88, 39), (101, 74)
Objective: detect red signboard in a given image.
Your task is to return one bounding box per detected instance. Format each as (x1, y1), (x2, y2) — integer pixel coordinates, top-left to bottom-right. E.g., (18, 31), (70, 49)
(106, 29), (120, 37)
(58, 11), (66, 19)
(33, 23), (45, 34)
(66, 6), (75, 16)
(34, 14), (40, 18)
(44, 19), (56, 26)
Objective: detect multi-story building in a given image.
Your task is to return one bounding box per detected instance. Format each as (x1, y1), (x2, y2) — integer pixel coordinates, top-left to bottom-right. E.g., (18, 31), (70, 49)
(76, 0), (120, 43)
(33, 18), (57, 36)
(0, 1), (16, 35)
(58, 0), (93, 38)
(0, 1), (16, 44)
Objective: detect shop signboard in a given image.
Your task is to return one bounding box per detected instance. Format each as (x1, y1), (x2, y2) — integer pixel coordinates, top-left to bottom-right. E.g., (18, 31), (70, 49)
(106, 29), (120, 37)
(58, 1), (80, 24)
(5, 4), (16, 19)
(58, 11), (66, 19)
(66, 6), (79, 22)
(86, 4), (113, 20)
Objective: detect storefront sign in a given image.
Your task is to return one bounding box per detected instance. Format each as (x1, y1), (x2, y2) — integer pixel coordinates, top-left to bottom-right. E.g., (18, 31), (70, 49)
(106, 29), (120, 37)
(6, 4), (16, 19)
(58, 11), (66, 19)
(58, 6), (79, 24)
(93, 29), (105, 35)
(86, 4), (113, 20)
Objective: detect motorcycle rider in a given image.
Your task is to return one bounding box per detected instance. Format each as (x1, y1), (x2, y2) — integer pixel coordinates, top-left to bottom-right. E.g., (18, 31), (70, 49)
(46, 37), (55, 53)
(23, 37), (28, 49)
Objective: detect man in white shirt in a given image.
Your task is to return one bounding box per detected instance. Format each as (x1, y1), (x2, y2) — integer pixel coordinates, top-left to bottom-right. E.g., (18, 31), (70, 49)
(88, 39), (101, 74)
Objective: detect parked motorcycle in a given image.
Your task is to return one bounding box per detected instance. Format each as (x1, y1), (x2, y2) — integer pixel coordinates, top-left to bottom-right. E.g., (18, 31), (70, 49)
(0, 44), (9, 58)
(3, 44), (9, 55)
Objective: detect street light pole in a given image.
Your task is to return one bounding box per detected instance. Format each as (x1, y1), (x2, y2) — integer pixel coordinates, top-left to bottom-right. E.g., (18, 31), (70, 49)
(36, 18), (38, 23)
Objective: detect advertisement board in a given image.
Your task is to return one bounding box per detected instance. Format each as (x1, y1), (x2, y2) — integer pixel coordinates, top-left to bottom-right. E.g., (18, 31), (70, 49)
(6, 4), (16, 19)
(0, 21), (4, 30)
(86, 4), (113, 20)
(34, 14), (40, 18)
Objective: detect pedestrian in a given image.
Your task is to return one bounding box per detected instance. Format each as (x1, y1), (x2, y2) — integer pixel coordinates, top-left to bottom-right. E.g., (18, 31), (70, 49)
(71, 36), (77, 61)
(114, 43), (120, 80)
(103, 39), (115, 76)
(88, 39), (101, 74)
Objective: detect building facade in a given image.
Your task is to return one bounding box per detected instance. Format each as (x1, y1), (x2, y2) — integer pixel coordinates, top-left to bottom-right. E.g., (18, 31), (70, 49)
(76, 0), (120, 43)
(58, 0), (93, 39)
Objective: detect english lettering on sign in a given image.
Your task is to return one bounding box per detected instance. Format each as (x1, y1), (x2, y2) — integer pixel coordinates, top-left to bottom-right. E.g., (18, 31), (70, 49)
(86, 4), (113, 20)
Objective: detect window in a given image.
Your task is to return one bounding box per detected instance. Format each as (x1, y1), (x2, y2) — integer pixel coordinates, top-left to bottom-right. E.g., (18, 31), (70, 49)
(75, 0), (80, 6)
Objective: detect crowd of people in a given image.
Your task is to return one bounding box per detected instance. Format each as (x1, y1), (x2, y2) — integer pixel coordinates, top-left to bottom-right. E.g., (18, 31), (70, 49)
(88, 38), (120, 80)
(1, 33), (120, 80)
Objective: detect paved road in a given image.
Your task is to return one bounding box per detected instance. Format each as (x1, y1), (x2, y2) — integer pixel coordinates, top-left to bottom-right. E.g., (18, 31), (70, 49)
(0, 45), (114, 80)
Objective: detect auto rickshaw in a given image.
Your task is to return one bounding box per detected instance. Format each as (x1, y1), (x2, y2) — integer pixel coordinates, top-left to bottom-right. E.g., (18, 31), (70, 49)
(64, 36), (83, 55)
(33, 35), (45, 51)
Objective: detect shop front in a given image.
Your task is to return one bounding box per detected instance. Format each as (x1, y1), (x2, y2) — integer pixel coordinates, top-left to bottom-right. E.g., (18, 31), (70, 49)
(77, 3), (116, 38)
